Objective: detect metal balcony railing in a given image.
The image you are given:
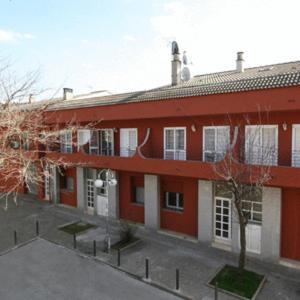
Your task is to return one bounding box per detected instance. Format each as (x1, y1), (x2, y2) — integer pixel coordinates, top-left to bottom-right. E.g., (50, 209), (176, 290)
(164, 150), (186, 161)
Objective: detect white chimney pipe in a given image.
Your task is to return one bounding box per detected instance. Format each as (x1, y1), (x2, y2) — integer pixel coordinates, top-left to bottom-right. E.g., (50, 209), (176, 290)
(236, 52), (244, 72)
(63, 88), (73, 100)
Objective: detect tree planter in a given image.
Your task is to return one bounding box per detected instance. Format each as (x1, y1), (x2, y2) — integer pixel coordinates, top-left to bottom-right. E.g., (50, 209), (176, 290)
(208, 265), (266, 300)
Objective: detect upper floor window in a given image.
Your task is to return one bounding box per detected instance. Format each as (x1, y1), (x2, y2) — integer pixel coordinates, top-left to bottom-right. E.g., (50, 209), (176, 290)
(245, 125), (278, 166)
(60, 130), (72, 153)
(164, 127), (186, 160)
(203, 126), (230, 162)
(292, 125), (300, 167)
(120, 128), (137, 157)
(77, 129), (90, 153)
(99, 129), (114, 156)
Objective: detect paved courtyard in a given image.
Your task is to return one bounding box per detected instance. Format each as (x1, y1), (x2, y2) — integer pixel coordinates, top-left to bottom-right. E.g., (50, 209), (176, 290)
(0, 238), (180, 300)
(0, 196), (299, 299)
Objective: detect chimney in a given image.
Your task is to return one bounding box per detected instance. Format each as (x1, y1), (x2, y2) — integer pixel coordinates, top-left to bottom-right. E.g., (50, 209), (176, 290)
(63, 88), (73, 100)
(236, 51), (244, 72)
(171, 41), (181, 86)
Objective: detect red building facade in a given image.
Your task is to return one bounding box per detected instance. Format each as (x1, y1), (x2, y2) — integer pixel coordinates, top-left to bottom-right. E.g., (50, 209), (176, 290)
(23, 54), (300, 266)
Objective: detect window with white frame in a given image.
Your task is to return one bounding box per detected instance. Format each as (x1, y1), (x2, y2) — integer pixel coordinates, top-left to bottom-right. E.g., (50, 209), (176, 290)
(292, 125), (300, 167)
(133, 187), (144, 204)
(99, 129), (114, 156)
(165, 192), (184, 211)
(245, 125), (278, 166)
(60, 130), (72, 153)
(120, 128), (137, 157)
(90, 130), (99, 155)
(241, 186), (262, 224)
(164, 128), (186, 160)
(203, 126), (230, 162)
(77, 129), (90, 153)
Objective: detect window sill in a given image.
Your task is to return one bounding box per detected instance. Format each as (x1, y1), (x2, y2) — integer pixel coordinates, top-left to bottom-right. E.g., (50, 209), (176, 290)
(131, 202), (144, 207)
(162, 208), (184, 214)
(60, 189), (74, 193)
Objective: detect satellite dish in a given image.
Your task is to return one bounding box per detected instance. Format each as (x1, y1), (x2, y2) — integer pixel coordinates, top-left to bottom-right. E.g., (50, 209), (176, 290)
(181, 66), (191, 82)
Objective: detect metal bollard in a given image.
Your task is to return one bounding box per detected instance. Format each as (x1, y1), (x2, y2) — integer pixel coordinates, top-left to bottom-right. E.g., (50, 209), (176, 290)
(73, 233), (77, 249)
(36, 220), (39, 236)
(117, 248), (121, 267)
(145, 258), (149, 280)
(93, 240), (96, 257)
(14, 230), (17, 246)
(176, 268), (180, 290)
(214, 281), (218, 300)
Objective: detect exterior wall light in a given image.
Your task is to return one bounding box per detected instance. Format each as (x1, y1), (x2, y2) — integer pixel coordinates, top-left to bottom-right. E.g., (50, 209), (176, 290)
(191, 124), (196, 132)
(282, 122), (288, 131)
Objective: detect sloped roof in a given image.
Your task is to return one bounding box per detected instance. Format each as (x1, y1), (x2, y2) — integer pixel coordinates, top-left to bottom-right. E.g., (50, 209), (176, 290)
(48, 60), (300, 111)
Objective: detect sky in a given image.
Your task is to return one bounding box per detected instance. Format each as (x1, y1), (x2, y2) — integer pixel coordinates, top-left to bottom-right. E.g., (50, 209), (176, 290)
(1, 0), (300, 97)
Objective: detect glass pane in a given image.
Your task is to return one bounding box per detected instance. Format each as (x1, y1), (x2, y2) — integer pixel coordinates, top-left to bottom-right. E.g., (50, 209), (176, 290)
(178, 193), (184, 208)
(205, 128), (215, 151)
(223, 216), (228, 223)
(216, 207), (221, 214)
(165, 130), (174, 150)
(215, 229), (221, 236)
(253, 213), (262, 222)
(253, 203), (262, 212)
(216, 215), (221, 221)
(175, 129), (185, 150)
(135, 187), (144, 204)
(216, 222), (221, 229)
(223, 208), (229, 215)
(166, 192), (177, 207)
(223, 231), (228, 238)
(216, 199), (221, 206)
(223, 224), (228, 230)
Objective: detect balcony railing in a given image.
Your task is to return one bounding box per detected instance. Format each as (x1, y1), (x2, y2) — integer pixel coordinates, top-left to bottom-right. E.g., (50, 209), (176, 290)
(164, 150), (186, 160)
(245, 147), (278, 166)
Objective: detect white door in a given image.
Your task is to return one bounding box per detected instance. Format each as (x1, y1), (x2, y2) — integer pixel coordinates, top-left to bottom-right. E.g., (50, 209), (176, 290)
(245, 224), (261, 254)
(120, 128), (137, 157)
(86, 179), (95, 209)
(214, 197), (231, 242)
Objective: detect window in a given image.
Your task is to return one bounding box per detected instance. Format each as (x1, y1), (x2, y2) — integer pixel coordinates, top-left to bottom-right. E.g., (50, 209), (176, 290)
(90, 130), (99, 155)
(133, 187), (144, 204)
(99, 129), (114, 156)
(77, 129), (90, 153)
(245, 125), (278, 166)
(61, 176), (74, 192)
(241, 186), (262, 224)
(292, 125), (300, 167)
(165, 192), (184, 211)
(164, 128), (186, 160)
(203, 126), (230, 162)
(60, 130), (72, 153)
(120, 128), (137, 157)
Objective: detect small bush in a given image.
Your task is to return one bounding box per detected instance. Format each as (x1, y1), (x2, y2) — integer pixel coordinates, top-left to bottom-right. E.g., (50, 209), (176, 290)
(119, 220), (137, 243)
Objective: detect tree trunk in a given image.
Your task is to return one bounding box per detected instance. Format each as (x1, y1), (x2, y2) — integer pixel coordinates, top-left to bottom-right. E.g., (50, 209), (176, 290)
(238, 219), (246, 271)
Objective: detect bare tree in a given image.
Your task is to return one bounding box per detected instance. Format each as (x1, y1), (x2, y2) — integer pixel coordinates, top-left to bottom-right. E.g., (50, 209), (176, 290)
(0, 59), (93, 209)
(212, 113), (275, 271)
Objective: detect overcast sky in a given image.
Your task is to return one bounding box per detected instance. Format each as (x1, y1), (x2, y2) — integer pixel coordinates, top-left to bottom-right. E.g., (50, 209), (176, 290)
(1, 0), (300, 96)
